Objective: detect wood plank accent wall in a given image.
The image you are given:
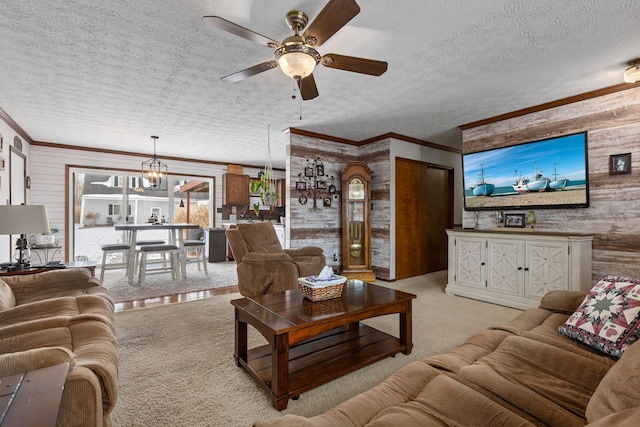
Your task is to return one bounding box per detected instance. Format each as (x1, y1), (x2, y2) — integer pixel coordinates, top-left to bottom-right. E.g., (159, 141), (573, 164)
(287, 132), (392, 280)
(461, 86), (640, 280)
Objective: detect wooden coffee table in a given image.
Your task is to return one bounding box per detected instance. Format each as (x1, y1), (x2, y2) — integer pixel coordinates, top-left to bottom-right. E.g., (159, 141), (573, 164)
(231, 280), (416, 410)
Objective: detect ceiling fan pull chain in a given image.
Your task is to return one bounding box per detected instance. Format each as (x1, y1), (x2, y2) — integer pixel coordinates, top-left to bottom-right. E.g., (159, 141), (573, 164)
(299, 88), (303, 120)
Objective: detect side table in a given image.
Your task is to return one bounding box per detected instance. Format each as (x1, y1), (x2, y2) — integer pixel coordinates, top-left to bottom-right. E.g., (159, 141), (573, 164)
(0, 362), (68, 426)
(0, 261), (97, 277)
(29, 245), (62, 264)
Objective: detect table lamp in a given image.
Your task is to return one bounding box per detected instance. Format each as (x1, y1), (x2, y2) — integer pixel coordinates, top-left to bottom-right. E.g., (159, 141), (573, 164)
(0, 204), (50, 270)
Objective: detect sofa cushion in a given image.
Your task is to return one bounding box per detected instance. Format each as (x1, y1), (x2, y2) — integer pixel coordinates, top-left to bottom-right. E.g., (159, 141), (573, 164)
(557, 275), (640, 358)
(0, 279), (16, 310)
(459, 335), (610, 426)
(585, 340), (640, 423)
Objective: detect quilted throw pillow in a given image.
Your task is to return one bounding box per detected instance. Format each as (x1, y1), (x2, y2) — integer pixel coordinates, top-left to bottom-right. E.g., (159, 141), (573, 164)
(558, 275), (640, 358)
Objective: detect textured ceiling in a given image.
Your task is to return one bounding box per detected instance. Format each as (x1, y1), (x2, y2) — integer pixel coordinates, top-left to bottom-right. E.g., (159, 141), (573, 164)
(1, 0), (639, 169)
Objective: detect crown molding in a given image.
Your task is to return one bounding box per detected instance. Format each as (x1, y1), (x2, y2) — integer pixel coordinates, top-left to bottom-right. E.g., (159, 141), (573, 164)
(31, 140), (285, 171)
(0, 106), (34, 145)
(459, 82), (640, 130)
(288, 128), (460, 153)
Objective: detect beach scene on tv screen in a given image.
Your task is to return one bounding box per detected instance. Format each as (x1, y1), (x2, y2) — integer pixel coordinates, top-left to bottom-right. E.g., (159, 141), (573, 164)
(463, 133), (588, 210)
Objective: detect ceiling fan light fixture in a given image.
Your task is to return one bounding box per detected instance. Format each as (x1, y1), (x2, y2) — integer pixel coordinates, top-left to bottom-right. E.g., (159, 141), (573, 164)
(623, 58), (640, 83)
(275, 39), (320, 79)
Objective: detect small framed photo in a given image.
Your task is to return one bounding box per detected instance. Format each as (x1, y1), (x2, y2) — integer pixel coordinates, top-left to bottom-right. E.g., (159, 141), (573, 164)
(0, 156), (5, 171)
(323, 197), (331, 207)
(316, 164), (324, 176)
(0, 133), (3, 152)
(610, 153), (631, 175)
(295, 181), (307, 191)
(316, 180), (327, 190)
(304, 167), (314, 177)
(328, 184), (337, 194)
(504, 213), (526, 228)
(299, 195), (308, 205)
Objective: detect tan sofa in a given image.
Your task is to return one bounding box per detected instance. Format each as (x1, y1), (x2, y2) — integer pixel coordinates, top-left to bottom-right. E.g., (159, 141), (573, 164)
(0, 268), (118, 427)
(254, 290), (640, 426)
(226, 222), (326, 297)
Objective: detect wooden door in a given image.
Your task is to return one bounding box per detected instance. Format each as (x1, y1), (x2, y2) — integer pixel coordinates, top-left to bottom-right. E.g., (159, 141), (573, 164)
(395, 158), (453, 279)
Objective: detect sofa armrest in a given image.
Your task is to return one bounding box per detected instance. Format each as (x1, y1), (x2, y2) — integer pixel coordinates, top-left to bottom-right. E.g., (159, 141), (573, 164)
(2, 269), (101, 305)
(242, 252), (294, 264)
(284, 247), (324, 258)
(0, 347), (75, 378)
(538, 290), (587, 314)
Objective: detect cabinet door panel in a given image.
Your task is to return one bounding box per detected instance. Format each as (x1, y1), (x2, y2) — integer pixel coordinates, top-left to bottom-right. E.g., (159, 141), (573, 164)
(487, 240), (522, 296)
(525, 241), (568, 299)
(455, 237), (485, 288)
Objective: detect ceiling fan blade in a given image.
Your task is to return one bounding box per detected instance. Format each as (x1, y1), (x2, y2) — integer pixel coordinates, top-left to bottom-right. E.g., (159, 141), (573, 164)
(297, 75), (319, 100)
(203, 16), (279, 48)
(303, 0), (360, 46)
(221, 61), (278, 82)
(321, 54), (387, 76)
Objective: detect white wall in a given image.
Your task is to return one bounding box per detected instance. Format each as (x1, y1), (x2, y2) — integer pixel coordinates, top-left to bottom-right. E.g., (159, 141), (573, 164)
(28, 144), (273, 261)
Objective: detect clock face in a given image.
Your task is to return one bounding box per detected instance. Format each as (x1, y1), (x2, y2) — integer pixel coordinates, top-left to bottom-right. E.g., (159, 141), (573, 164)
(348, 181), (365, 200)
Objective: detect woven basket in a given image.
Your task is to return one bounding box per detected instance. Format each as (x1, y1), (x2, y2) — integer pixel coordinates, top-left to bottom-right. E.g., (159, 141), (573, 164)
(299, 282), (344, 302)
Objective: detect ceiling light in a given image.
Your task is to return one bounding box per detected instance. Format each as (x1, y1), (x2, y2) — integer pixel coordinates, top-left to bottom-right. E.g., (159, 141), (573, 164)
(274, 35), (320, 79)
(623, 58), (640, 83)
(141, 136), (168, 191)
(274, 10), (320, 80)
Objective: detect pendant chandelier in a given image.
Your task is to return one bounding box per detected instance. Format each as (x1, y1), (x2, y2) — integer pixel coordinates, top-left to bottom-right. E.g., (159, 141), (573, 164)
(141, 136), (168, 191)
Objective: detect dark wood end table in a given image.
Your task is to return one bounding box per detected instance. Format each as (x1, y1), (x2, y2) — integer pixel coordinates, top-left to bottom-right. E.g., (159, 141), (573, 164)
(231, 281), (416, 410)
(0, 362), (68, 426)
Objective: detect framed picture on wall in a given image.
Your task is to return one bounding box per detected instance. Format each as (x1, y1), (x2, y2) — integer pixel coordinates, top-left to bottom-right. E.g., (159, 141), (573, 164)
(0, 133), (3, 152)
(295, 181), (306, 190)
(504, 213), (526, 228)
(609, 153), (631, 175)
(0, 156), (4, 171)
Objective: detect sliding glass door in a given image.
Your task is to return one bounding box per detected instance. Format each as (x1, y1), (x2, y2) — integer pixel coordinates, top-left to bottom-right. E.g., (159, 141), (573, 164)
(69, 168), (213, 264)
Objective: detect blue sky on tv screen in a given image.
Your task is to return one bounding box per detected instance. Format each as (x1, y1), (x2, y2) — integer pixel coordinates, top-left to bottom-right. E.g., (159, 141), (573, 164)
(463, 133), (587, 189)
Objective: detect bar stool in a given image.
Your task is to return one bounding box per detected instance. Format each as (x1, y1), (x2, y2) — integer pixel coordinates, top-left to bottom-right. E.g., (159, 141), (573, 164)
(137, 244), (180, 285)
(184, 240), (208, 274)
(134, 240), (167, 270)
(100, 243), (131, 282)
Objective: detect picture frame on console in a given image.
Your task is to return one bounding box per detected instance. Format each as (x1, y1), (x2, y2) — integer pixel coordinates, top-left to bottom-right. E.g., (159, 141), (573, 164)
(504, 213), (526, 228)
(609, 153), (631, 175)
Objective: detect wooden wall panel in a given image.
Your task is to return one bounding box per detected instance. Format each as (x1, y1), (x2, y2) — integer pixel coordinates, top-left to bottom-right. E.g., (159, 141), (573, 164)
(287, 133), (392, 279)
(462, 86), (640, 280)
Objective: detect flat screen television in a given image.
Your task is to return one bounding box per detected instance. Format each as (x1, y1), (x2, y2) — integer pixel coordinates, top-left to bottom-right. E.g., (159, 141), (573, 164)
(463, 132), (589, 211)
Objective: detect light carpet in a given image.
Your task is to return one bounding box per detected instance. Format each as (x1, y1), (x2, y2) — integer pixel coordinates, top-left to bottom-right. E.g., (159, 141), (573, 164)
(102, 261), (238, 302)
(112, 271), (522, 427)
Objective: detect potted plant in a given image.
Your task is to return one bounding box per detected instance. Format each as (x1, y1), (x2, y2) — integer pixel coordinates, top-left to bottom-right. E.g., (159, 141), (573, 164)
(250, 171), (279, 216)
(84, 212), (100, 227)
(35, 225), (59, 246)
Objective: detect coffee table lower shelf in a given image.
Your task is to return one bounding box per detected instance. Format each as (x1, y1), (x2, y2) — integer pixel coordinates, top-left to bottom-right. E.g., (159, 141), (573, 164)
(238, 323), (405, 409)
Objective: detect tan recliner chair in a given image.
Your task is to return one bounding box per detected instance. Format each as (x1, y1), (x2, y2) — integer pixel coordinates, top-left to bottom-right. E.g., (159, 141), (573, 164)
(226, 222), (326, 297)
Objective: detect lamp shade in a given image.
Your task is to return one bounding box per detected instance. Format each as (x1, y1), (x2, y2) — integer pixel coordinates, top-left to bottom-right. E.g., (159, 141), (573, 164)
(0, 205), (50, 235)
(274, 36), (320, 79)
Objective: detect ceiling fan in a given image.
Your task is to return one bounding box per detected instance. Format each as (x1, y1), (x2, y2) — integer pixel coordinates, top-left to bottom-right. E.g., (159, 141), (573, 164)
(203, 0), (387, 100)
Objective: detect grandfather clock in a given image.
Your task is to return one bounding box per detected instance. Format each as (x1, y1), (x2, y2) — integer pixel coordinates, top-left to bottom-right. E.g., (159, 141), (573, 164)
(341, 162), (376, 282)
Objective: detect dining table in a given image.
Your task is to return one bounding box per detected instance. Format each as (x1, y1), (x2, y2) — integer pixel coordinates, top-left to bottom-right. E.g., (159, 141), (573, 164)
(114, 223), (200, 284)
